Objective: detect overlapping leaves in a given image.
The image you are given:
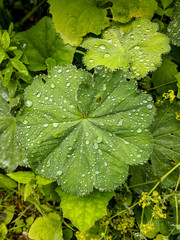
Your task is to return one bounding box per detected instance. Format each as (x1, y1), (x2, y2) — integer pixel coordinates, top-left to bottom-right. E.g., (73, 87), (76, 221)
(110, 0), (157, 23)
(81, 18), (170, 79)
(48, 0), (110, 46)
(17, 65), (155, 195)
(0, 82), (24, 172)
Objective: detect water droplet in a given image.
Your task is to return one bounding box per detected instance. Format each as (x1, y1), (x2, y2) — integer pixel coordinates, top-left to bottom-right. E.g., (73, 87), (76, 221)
(53, 123), (59, 128)
(104, 53), (110, 58)
(137, 128), (142, 133)
(37, 93), (41, 98)
(85, 132), (89, 137)
(43, 123), (49, 127)
(89, 59), (94, 63)
(85, 140), (89, 145)
(25, 100), (33, 107)
(93, 142), (98, 149)
(66, 82), (70, 87)
(45, 97), (49, 100)
(98, 149), (102, 155)
(134, 46), (140, 50)
(95, 171), (100, 175)
(147, 104), (153, 109)
(103, 84), (106, 91)
(97, 136), (103, 143)
(57, 170), (62, 175)
(100, 44), (106, 50)
(23, 120), (28, 125)
(51, 83), (55, 88)
(104, 162), (107, 166)
(137, 154), (141, 158)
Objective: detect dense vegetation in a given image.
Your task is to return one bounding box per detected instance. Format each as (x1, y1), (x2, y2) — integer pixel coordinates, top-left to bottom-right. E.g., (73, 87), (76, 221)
(0, 0), (180, 239)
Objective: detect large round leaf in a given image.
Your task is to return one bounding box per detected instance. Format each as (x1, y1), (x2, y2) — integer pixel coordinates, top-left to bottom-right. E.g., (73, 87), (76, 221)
(17, 65), (155, 195)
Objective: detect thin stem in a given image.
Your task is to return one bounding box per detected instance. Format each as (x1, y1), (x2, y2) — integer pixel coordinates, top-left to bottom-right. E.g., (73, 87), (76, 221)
(75, 50), (85, 55)
(20, 0), (47, 24)
(175, 176), (180, 227)
(147, 80), (177, 91)
(148, 162), (180, 196)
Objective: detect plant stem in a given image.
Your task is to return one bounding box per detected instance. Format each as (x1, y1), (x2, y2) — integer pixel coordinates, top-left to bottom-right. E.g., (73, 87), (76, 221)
(147, 80), (178, 91)
(20, 0), (47, 25)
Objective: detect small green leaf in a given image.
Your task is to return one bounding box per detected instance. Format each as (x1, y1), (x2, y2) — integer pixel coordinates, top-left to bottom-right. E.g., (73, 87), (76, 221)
(2, 66), (13, 87)
(28, 212), (63, 240)
(17, 65), (155, 195)
(1, 31), (10, 49)
(48, 0), (110, 46)
(56, 187), (114, 232)
(161, 0), (173, 9)
(0, 50), (5, 64)
(3, 205), (15, 225)
(0, 173), (17, 189)
(151, 56), (178, 94)
(0, 223), (8, 238)
(7, 171), (35, 184)
(150, 102), (180, 188)
(111, 0), (158, 23)
(167, 0), (180, 46)
(82, 18), (170, 79)
(24, 180), (35, 201)
(15, 17), (75, 71)
(164, 8), (173, 17)
(36, 175), (56, 185)
(10, 58), (28, 76)
(176, 72), (180, 99)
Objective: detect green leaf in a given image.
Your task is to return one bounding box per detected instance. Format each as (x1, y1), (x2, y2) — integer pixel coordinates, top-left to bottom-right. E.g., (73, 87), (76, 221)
(111, 0), (157, 23)
(3, 205), (15, 225)
(48, 0), (110, 46)
(24, 180), (34, 201)
(1, 66), (13, 87)
(0, 173), (17, 189)
(161, 0), (173, 9)
(0, 223), (8, 239)
(150, 102), (180, 188)
(176, 72), (180, 99)
(56, 187), (114, 232)
(151, 56), (178, 94)
(167, 0), (180, 46)
(7, 171), (35, 184)
(129, 163), (158, 194)
(0, 86), (24, 172)
(81, 18), (170, 79)
(35, 175), (56, 185)
(15, 16), (75, 71)
(10, 58), (28, 76)
(0, 50), (5, 64)
(164, 8), (173, 17)
(1, 31), (10, 49)
(17, 65), (155, 195)
(28, 212), (63, 240)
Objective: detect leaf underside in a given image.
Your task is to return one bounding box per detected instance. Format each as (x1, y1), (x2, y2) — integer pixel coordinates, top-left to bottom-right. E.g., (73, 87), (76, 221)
(81, 18), (170, 79)
(17, 65), (155, 195)
(56, 187), (114, 232)
(48, 0), (110, 46)
(150, 102), (180, 188)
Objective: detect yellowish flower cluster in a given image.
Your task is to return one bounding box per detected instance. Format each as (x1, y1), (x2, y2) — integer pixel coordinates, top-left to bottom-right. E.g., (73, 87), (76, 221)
(139, 191), (166, 219)
(162, 90), (176, 103)
(140, 222), (154, 235)
(176, 112), (180, 121)
(112, 213), (135, 234)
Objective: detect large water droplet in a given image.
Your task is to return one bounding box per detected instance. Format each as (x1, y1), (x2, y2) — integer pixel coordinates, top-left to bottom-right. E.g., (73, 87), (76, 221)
(25, 100), (33, 107)
(43, 123), (49, 127)
(137, 128), (142, 133)
(51, 83), (55, 89)
(97, 136), (103, 143)
(53, 123), (59, 128)
(147, 104), (153, 109)
(100, 44), (106, 50)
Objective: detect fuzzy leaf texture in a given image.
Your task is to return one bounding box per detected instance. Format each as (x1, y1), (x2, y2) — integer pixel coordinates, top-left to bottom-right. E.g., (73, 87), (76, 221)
(110, 0), (157, 23)
(167, 0), (180, 46)
(56, 187), (114, 232)
(15, 17), (75, 71)
(81, 18), (170, 79)
(48, 0), (110, 46)
(17, 65), (155, 196)
(150, 102), (180, 188)
(0, 82), (24, 172)
(28, 212), (63, 240)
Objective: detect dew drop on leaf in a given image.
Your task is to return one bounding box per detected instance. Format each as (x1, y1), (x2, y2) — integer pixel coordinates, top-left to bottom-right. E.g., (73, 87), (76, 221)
(43, 124), (49, 127)
(137, 128), (142, 133)
(50, 83), (55, 88)
(53, 123), (59, 128)
(25, 100), (33, 107)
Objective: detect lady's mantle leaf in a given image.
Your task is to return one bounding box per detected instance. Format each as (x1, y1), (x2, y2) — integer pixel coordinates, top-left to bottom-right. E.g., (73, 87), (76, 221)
(15, 17), (75, 71)
(17, 65), (155, 196)
(81, 18), (170, 79)
(28, 212), (63, 240)
(150, 102), (180, 188)
(111, 0), (157, 23)
(167, 0), (180, 46)
(0, 83), (24, 172)
(48, 0), (110, 46)
(151, 56), (178, 95)
(56, 187), (114, 232)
